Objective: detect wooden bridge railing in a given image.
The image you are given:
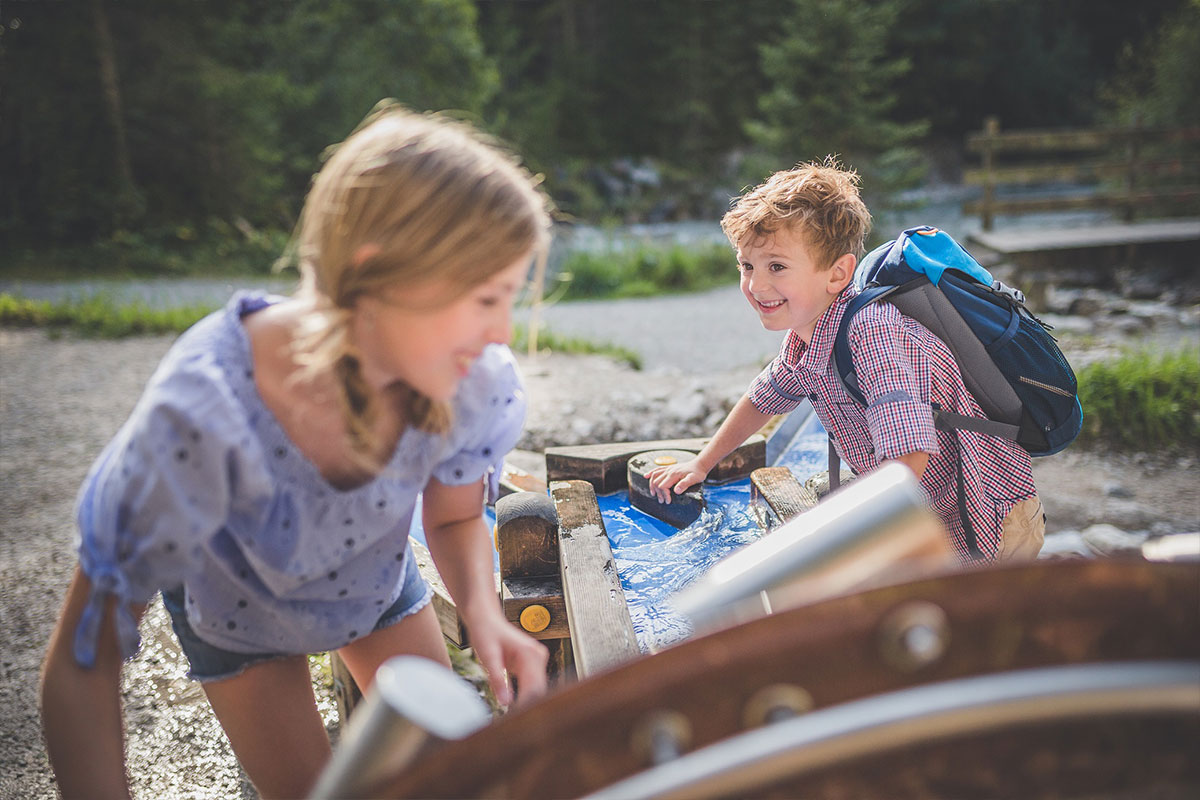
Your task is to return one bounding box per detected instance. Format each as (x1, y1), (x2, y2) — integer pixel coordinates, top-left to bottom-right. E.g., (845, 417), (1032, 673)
(964, 116), (1200, 231)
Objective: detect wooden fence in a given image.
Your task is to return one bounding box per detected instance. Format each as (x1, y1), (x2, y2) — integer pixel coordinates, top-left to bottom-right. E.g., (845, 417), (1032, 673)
(964, 117), (1200, 231)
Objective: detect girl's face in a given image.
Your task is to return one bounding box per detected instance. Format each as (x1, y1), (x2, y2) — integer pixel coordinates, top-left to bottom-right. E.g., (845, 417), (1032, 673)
(353, 251), (531, 401)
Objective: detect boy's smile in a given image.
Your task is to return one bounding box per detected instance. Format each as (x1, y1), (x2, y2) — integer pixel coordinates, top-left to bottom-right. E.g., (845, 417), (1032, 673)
(737, 226), (854, 343)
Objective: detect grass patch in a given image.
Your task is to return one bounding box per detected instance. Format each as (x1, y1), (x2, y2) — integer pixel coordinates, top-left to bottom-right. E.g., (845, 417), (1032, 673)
(555, 242), (735, 300)
(0, 293), (644, 370)
(0, 293), (216, 338)
(512, 323), (642, 370)
(1076, 348), (1200, 452)
(1, 225), (294, 281)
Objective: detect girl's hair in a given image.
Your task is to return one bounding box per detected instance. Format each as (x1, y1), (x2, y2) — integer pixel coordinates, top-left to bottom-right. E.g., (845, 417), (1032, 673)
(286, 103), (551, 460)
(721, 157), (872, 268)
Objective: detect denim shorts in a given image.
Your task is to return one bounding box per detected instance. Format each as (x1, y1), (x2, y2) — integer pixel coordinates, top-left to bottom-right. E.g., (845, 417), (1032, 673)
(162, 544), (432, 683)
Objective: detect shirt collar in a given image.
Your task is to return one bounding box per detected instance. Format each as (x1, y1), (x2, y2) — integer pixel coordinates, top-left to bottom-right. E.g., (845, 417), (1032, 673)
(781, 286), (858, 376)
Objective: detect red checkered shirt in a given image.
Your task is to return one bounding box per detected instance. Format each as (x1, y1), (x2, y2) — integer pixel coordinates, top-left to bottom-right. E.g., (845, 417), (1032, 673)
(748, 287), (1038, 562)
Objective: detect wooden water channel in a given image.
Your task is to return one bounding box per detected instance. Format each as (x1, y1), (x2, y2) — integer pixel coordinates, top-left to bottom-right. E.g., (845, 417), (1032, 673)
(317, 409), (1200, 798)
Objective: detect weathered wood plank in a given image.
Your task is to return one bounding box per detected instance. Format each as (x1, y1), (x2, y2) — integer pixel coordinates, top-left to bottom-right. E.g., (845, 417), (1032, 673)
(969, 218), (1200, 255)
(963, 188), (1200, 217)
(750, 466), (818, 531)
(499, 462), (548, 497)
(550, 480), (640, 677)
(964, 157), (1200, 186)
(495, 491), (559, 580)
(500, 577), (571, 640)
(410, 537), (469, 647)
(545, 434), (765, 494)
(966, 124), (1200, 153)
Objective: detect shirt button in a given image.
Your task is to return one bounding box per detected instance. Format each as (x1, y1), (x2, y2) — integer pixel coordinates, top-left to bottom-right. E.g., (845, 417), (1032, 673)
(808, 393), (818, 401)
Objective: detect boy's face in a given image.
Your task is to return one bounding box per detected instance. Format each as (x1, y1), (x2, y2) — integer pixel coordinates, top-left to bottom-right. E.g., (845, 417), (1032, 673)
(737, 226), (853, 342)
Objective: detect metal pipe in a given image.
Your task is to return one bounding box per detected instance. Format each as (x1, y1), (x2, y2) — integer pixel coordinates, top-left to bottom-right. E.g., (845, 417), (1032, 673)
(673, 463), (951, 633)
(582, 661), (1200, 800)
(308, 656), (491, 800)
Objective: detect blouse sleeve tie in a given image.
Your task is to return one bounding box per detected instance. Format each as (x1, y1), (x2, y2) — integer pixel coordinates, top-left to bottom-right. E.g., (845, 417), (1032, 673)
(72, 561), (142, 669)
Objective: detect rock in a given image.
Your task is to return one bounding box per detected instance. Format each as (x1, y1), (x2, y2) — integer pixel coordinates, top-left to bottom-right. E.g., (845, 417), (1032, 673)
(1067, 295), (1103, 316)
(804, 468), (857, 499)
(1103, 482), (1134, 499)
(1039, 530), (1092, 559)
(1080, 523), (1150, 557)
(569, 416), (595, 442)
(666, 390), (707, 424)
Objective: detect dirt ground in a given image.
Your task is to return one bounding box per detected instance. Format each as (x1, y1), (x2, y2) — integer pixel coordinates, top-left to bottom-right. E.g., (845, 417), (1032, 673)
(1, 328), (1197, 799)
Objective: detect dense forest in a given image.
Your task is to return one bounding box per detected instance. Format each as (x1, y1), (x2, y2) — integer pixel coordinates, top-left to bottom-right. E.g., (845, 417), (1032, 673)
(1, 0), (1196, 269)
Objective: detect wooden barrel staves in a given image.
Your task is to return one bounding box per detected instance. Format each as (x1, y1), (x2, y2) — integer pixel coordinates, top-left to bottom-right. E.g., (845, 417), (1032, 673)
(372, 558), (1200, 799)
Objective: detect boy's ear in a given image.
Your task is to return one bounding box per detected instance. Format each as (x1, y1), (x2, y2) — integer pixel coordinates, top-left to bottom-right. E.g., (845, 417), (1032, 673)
(826, 253), (856, 295)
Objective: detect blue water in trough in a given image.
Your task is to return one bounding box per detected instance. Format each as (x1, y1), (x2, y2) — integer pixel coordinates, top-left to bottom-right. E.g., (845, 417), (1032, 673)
(410, 404), (829, 654)
(606, 407), (828, 652)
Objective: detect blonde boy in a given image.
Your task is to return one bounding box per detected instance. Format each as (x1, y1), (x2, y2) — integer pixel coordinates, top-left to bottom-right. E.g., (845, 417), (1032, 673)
(648, 161), (1044, 562)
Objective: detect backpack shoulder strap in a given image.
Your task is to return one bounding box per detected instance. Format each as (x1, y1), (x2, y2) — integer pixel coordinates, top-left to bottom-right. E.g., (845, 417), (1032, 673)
(831, 286), (897, 406)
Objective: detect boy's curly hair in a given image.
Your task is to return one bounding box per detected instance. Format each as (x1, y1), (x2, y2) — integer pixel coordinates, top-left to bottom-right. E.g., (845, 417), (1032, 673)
(721, 158), (872, 268)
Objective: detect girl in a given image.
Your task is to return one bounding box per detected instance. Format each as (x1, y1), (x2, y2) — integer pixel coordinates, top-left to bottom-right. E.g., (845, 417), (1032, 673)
(40, 105), (552, 799)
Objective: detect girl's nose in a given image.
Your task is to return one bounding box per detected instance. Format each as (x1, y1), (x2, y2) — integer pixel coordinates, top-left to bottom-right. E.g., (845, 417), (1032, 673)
(488, 307), (513, 346)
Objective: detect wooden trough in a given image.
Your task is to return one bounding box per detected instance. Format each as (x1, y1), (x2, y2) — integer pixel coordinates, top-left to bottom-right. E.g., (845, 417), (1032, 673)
(318, 411), (1200, 799)
(343, 558), (1200, 799)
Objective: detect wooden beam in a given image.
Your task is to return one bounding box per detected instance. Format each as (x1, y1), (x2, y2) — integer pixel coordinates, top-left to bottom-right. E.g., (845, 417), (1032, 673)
(750, 466), (818, 532)
(551, 480), (640, 677)
(501, 577), (570, 640)
(964, 188), (1200, 217)
(965, 124), (1200, 153)
(410, 537), (469, 647)
(545, 434), (765, 495)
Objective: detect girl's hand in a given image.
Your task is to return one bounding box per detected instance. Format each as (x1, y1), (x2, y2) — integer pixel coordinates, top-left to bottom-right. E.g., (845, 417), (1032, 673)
(646, 459), (708, 503)
(467, 614), (549, 707)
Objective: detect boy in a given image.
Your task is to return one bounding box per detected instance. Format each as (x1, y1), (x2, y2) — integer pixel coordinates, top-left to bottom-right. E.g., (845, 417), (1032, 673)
(647, 161), (1044, 562)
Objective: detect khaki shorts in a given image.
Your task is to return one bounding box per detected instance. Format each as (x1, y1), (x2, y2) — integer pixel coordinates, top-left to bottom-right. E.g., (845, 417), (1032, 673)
(996, 495), (1046, 561)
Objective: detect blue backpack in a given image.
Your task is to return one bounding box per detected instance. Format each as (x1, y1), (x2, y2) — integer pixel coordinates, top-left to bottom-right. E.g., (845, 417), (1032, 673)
(828, 226), (1082, 554)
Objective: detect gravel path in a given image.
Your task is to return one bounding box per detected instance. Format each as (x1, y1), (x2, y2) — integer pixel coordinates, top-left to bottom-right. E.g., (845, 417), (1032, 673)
(2, 284), (1197, 799)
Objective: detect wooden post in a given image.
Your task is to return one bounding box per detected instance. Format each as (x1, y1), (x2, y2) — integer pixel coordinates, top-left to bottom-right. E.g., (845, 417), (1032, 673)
(551, 480), (640, 677)
(981, 116), (999, 231)
(1124, 116), (1142, 224)
(496, 491), (574, 682)
(749, 466), (818, 532)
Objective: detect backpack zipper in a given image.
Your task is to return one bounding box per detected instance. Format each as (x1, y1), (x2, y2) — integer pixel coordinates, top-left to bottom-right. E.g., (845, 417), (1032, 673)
(1019, 375), (1073, 397)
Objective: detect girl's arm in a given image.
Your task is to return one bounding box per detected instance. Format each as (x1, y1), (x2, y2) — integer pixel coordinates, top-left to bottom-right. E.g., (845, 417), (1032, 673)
(421, 477), (548, 706)
(41, 567), (146, 800)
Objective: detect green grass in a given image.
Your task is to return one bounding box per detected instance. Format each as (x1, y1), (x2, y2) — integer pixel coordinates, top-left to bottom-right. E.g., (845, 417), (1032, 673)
(0, 293), (216, 338)
(0, 292), (644, 370)
(555, 242), (736, 300)
(1076, 348), (1200, 452)
(0, 224), (293, 280)
(510, 323), (642, 370)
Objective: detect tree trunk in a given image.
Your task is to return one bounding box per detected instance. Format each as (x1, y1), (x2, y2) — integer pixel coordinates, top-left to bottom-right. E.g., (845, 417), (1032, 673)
(88, 0), (141, 225)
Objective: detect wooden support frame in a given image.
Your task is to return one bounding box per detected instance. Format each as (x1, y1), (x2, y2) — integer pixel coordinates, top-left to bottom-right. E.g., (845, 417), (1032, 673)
(749, 466), (818, 532)
(545, 434), (766, 495)
(551, 479), (640, 678)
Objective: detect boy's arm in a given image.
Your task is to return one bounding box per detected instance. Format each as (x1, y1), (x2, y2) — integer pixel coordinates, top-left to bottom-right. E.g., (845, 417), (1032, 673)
(42, 567), (144, 800)
(647, 394), (771, 501)
(884, 450), (930, 480)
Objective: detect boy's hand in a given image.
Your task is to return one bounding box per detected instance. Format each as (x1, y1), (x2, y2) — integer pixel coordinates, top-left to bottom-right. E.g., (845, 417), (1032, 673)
(646, 459), (708, 503)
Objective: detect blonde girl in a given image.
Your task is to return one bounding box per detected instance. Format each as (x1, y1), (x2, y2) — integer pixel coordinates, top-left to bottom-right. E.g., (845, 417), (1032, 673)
(41, 105), (552, 799)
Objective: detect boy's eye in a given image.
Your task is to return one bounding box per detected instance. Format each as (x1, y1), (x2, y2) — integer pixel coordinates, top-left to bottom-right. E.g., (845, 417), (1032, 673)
(769, 262), (786, 272)
(739, 263), (753, 273)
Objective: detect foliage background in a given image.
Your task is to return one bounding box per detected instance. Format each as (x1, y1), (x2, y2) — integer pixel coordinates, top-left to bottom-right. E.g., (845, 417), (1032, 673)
(1, 0), (1195, 271)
